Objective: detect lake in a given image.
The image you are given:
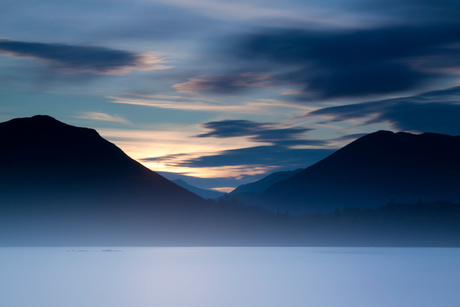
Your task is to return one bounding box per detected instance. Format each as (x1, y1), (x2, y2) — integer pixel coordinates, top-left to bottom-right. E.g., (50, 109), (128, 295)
(1, 247), (459, 307)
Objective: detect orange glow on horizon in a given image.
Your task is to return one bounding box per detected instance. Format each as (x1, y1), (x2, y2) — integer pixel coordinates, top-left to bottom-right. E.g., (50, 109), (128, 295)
(97, 127), (277, 179)
(211, 187), (235, 193)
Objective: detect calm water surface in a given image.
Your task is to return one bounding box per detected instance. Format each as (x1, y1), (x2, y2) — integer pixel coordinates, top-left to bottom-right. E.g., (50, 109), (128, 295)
(1, 247), (459, 307)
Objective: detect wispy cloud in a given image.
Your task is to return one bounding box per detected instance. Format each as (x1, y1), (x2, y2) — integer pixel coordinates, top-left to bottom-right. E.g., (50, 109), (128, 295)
(173, 72), (272, 95)
(75, 112), (129, 124)
(155, 0), (378, 28)
(0, 39), (171, 75)
(197, 119), (326, 147)
(301, 86), (460, 135)
(109, 94), (314, 115)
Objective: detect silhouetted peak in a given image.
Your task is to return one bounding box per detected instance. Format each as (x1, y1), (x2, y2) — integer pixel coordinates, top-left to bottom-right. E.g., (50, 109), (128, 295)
(351, 130), (394, 143)
(4, 115), (71, 129)
(371, 130), (395, 136)
(0, 114), (132, 176)
(0, 115), (205, 203)
(29, 114), (60, 122)
(0, 115), (102, 147)
(339, 130), (459, 157)
(357, 130), (456, 142)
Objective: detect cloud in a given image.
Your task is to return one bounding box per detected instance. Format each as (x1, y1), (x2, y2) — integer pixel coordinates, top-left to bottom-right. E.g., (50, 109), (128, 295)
(354, 0), (460, 25)
(90, 1), (221, 41)
(0, 39), (170, 75)
(109, 94), (314, 115)
(227, 23), (460, 100)
(196, 119), (326, 147)
(305, 86), (460, 135)
(173, 72), (272, 95)
(74, 112), (128, 124)
(155, 0), (384, 29)
(144, 145), (335, 171)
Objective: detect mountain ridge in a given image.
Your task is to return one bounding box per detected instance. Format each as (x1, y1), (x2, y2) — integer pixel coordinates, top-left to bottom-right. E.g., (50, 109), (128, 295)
(250, 130), (460, 214)
(0, 115), (215, 245)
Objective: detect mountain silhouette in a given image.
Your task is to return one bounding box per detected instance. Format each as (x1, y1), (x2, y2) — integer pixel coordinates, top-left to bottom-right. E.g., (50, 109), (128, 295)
(0, 115), (203, 204)
(250, 131), (460, 214)
(172, 179), (225, 199)
(0, 115), (213, 245)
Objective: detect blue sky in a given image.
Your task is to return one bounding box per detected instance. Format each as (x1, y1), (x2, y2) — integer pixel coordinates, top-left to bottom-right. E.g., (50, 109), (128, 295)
(1, 0), (460, 191)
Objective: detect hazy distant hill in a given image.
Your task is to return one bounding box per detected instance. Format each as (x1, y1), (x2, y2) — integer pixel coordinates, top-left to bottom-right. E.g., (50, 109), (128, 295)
(221, 169), (303, 204)
(230, 169), (303, 195)
(172, 179), (225, 199)
(250, 131), (460, 214)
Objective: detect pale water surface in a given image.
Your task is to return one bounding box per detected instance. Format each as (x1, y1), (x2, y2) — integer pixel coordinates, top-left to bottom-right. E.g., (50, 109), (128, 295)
(1, 247), (459, 307)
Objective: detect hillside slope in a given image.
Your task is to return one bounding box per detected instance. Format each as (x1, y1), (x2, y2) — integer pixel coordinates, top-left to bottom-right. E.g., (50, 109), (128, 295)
(253, 131), (460, 214)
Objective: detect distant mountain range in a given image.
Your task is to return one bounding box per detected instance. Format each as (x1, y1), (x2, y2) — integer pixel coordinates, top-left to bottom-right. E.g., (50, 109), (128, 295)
(221, 169), (303, 204)
(172, 179), (225, 199)
(243, 130), (460, 214)
(2, 115), (460, 246)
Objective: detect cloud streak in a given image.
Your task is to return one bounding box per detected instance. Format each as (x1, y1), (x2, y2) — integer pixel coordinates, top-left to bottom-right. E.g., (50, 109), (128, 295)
(173, 72), (272, 95)
(109, 95), (314, 115)
(304, 86), (460, 135)
(0, 39), (170, 75)
(197, 119), (325, 147)
(75, 112), (128, 124)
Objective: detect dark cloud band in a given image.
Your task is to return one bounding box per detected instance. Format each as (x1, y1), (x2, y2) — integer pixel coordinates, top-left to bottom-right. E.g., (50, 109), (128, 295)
(0, 39), (162, 75)
(228, 23), (460, 100)
(307, 86), (460, 135)
(197, 119), (323, 146)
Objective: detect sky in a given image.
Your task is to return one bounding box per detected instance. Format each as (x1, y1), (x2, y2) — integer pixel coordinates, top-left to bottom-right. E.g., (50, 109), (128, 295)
(1, 0), (460, 192)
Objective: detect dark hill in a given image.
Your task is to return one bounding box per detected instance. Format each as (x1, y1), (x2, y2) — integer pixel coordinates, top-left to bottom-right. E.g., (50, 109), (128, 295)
(252, 131), (460, 214)
(0, 115), (203, 206)
(0, 115), (217, 245)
